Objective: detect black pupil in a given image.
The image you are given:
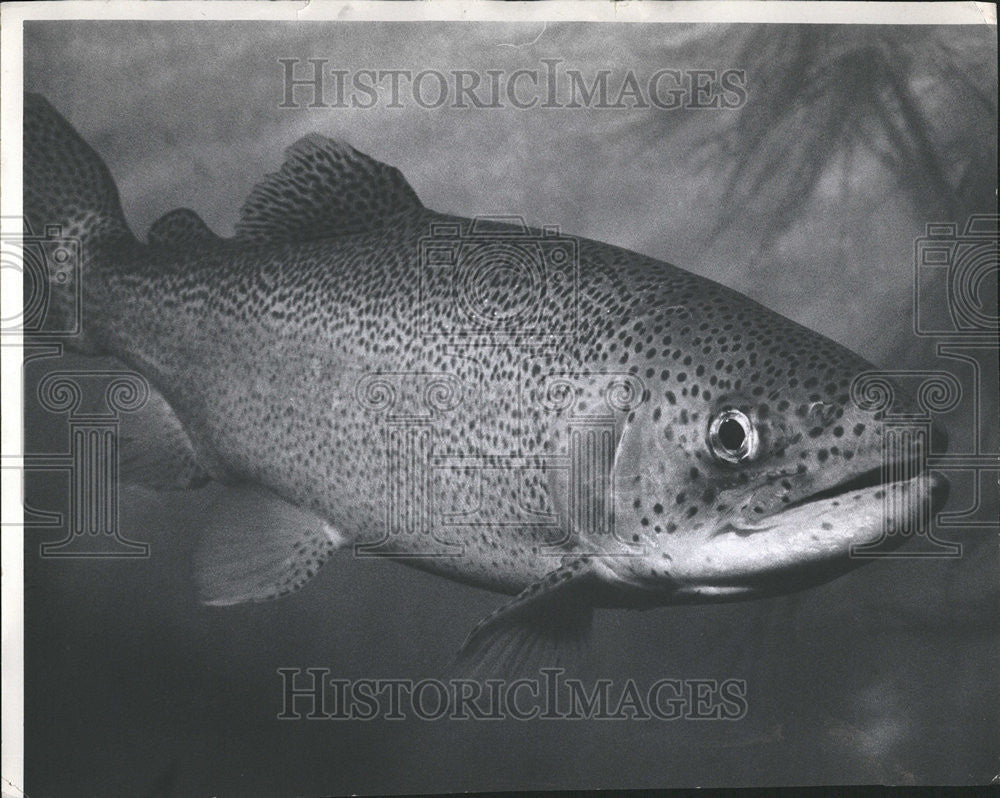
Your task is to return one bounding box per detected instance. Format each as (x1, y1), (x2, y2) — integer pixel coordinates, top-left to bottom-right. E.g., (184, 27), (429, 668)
(718, 418), (746, 451)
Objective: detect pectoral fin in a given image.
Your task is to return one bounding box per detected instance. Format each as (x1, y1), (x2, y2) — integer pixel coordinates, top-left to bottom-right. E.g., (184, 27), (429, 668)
(451, 556), (600, 679)
(118, 383), (210, 490)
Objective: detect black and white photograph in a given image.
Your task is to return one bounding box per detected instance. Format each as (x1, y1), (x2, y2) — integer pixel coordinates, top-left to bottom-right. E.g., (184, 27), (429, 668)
(1, 2), (997, 795)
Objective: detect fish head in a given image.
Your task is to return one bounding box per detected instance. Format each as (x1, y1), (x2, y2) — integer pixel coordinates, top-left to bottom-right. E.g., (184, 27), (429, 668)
(591, 283), (950, 603)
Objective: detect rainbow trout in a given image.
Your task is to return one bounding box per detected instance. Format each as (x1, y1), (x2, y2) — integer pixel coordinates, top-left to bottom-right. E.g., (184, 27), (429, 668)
(24, 93), (947, 672)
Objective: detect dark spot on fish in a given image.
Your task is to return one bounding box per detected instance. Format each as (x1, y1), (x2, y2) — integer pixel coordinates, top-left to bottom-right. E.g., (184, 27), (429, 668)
(821, 522), (833, 530)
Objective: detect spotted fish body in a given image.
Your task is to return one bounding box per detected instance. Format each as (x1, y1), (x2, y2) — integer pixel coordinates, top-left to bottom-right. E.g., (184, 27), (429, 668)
(25, 94), (947, 670)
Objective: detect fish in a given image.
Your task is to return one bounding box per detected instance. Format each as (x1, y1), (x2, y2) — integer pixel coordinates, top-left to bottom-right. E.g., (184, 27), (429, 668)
(23, 93), (949, 675)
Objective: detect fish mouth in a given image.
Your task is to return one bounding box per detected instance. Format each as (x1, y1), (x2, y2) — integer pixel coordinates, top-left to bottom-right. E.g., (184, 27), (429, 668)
(780, 461), (913, 514)
(769, 420), (950, 521)
(748, 465), (952, 545)
(671, 463), (951, 602)
(746, 437), (949, 527)
(792, 464), (888, 508)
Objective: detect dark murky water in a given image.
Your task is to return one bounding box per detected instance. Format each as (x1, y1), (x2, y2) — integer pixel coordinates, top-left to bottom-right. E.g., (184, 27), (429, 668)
(21, 21), (998, 795)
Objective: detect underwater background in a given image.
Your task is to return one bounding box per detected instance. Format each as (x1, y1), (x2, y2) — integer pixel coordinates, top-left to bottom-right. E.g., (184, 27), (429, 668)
(21, 20), (999, 794)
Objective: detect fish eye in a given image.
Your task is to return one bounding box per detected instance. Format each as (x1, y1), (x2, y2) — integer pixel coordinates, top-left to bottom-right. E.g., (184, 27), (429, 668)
(708, 409), (758, 463)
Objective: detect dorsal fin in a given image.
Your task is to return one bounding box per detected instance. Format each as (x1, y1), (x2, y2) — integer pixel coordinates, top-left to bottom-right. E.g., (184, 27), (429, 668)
(147, 208), (225, 248)
(234, 134), (424, 244)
